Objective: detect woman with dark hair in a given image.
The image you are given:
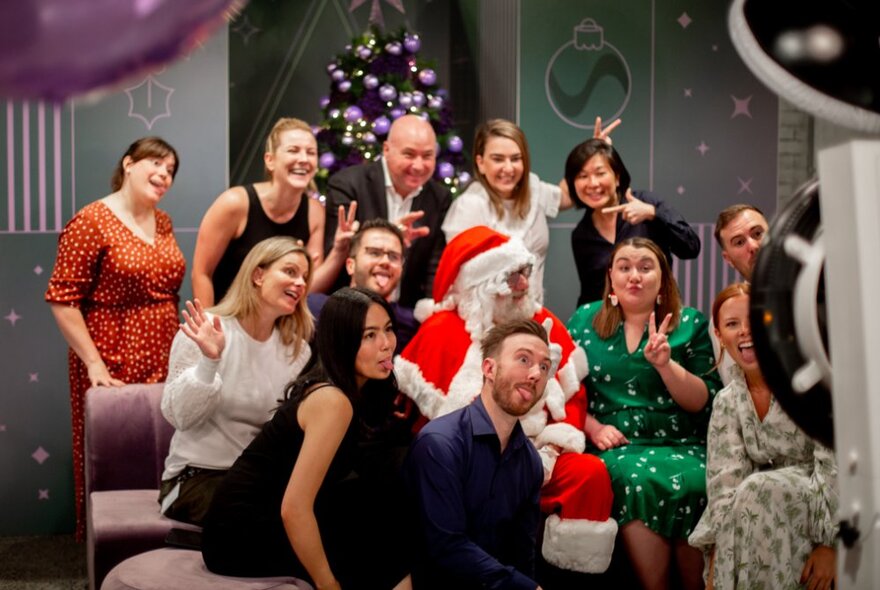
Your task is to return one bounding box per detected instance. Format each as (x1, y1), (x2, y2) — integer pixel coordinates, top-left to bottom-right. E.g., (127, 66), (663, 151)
(565, 138), (700, 306)
(202, 287), (412, 590)
(689, 283), (837, 590)
(159, 237), (313, 525)
(45, 136), (185, 539)
(567, 238), (721, 590)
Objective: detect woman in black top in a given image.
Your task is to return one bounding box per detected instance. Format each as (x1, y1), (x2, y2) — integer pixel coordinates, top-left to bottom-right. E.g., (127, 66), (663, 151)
(565, 139), (700, 306)
(202, 287), (412, 590)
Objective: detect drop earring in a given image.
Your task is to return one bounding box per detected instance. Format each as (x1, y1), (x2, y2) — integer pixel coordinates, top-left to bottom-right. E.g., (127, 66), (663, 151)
(609, 293), (618, 307)
(656, 294), (662, 305)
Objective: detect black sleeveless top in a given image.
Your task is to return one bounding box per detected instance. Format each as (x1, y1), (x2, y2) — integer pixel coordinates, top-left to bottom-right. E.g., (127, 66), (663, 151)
(211, 184), (311, 302)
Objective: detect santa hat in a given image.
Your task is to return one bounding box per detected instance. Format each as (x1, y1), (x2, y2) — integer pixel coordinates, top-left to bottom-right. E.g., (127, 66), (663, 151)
(415, 226), (535, 322)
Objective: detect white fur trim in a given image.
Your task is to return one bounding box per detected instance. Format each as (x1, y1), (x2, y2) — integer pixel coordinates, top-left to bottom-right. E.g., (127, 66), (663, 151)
(520, 405), (548, 439)
(537, 445), (560, 485)
(393, 356), (446, 419)
(413, 296), (455, 323)
(456, 237), (535, 292)
(558, 345), (588, 399)
(542, 514), (617, 573)
(543, 378), (567, 422)
(535, 422), (585, 454)
(438, 343), (484, 417)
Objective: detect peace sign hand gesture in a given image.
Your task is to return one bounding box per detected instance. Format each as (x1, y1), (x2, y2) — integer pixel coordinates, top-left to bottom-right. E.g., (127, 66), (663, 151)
(331, 202), (360, 252)
(593, 116), (621, 145)
(394, 210), (430, 247)
(643, 311), (672, 368)
(180, 299), (225, 360)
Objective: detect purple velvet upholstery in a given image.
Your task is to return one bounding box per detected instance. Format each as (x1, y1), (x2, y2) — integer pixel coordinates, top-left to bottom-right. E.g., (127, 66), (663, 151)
(84, 384), (200, 590)
(100, 548), (312, 590)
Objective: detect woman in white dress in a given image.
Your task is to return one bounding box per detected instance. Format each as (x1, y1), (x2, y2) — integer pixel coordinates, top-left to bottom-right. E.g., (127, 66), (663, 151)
(689, 282), (838, 590)
(158, 236), (314, 525)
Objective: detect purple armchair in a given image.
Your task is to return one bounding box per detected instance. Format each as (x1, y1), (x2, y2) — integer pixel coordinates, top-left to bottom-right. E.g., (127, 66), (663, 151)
(84, 384), (200, 590)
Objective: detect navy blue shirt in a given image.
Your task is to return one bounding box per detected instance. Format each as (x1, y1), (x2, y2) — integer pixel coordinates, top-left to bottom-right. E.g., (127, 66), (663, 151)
(404, 396), (543, 590)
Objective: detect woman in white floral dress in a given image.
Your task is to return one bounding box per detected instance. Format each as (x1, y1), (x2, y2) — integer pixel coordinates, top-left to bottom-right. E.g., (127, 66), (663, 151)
(689, 283), (838, 590)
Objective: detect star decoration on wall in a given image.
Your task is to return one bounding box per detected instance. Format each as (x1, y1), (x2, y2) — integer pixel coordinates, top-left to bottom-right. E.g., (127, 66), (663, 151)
(731, 95), (753, 118)
(696, 141), (711, 156)
(29, 373), (39, 383)
(0, 424), (6, 432)
(349, 0), (405, 29)
(125, 75), (174, 130)
(38, 489), (50, 500)
(231, 14), (261, 45)
(5, 309), (21, 326)
(737, 177), (754, 194)
(32, 446), (49, 465)
(33, 266), (43, 275)
(683, 88), (693, 98)
(677, 12), (692, 28)
(677, 186), (686, 195)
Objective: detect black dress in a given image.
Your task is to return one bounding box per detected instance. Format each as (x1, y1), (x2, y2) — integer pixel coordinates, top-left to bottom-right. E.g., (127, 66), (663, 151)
(201, 384), (412, 588)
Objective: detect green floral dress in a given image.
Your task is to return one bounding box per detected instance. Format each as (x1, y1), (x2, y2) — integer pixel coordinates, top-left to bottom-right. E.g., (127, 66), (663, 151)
(688, 367), (839, 589)
(567, 303), (721, 539)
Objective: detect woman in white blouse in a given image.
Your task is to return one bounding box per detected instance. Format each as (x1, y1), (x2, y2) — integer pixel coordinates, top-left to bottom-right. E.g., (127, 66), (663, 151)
(158, 236), (314, 525)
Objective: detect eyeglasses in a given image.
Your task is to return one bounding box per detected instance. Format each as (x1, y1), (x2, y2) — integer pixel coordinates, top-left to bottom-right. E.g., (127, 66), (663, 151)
(505, 264), (533, 287)
(362, 246), (403, 265)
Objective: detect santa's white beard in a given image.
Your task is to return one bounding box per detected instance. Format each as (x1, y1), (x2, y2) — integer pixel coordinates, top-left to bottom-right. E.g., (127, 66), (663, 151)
(492, 294), (534, 324)
(456, 276), (539, 339)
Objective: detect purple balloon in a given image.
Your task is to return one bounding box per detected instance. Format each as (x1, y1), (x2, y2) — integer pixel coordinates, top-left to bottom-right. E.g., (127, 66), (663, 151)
(337, 80), (352, 92)
(437, 162), (455, 179)
(344, 105), (363, 123)
(390, 107), (406, 120)
(447, 136), (463, 153)
(398, 92), (413, 108)
(0, 0), (239, 100)
(319, 96), (330, 109)
(372, 116), (391, 135)
(404, 34), (421, 53)
(385, 41), (403, 55)
(411, 91), (426, 107)
(319, 152), (336, 169)
(418, 68), (436, 86)
(363, 74), (379, 89)
(378, 84), (397, 102)
(331, 69), (346, 82)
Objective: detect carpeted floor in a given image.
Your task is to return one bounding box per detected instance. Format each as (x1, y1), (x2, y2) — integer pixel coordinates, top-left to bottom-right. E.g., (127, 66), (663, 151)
(0, 535), (87, 590)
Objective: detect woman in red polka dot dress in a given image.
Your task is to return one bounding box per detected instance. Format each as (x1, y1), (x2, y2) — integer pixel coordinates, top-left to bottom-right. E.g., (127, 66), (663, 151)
(45, 137), (186, 539)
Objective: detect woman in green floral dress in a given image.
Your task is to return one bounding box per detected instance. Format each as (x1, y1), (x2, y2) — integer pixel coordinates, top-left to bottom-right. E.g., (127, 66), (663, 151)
(689, 283), (838, 590)
(567, 238), (721, 590)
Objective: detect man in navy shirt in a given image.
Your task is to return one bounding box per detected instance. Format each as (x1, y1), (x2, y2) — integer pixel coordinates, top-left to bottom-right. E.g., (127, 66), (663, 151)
(404, 319), (550, 590)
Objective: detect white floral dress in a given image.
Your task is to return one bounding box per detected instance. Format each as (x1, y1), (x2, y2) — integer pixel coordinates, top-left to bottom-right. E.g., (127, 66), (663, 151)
(689, 367), (839, 589)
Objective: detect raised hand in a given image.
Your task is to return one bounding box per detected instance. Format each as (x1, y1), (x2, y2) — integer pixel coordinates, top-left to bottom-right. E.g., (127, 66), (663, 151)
(601, 189), (656, 225)
(394, 210), (430, 247)
(591, 424), (629, 450)
(593, 116), (621, 145)
(180, 299), (225, 360)
(332, 202), (360, 252)
(643, 311), (672, 368)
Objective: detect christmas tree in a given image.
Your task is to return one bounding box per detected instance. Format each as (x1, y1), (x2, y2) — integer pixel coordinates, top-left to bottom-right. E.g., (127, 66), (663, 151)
(314, 28), (469, 200)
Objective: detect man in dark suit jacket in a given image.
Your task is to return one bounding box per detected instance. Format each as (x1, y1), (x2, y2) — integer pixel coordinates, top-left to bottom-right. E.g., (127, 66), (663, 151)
(323, 115), (452, 308)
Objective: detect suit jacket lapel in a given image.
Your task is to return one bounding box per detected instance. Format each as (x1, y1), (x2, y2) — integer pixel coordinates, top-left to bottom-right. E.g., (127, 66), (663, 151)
(369, 161), (388, 218)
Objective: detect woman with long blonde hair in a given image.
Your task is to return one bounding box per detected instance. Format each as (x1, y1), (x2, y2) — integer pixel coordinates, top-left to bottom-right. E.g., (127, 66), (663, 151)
(159, 236), (314, 525)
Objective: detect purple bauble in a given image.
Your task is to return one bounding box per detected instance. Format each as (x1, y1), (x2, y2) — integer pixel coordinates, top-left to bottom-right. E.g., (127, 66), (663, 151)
(319, 152), (336, 169)
(357, 45), (372, 60)
(327, 62), (338, 74)
(458, 171), (472, 185)
(417, 68), (436, 86)
(363, 132), (377, 144)
(428, 95), (443, 109)
(329, 108), (341, 119)
(447, 136), (463, 153)
(319, 95), (330, 109)
(398, 92), (413, 108)
(390, 107), (406, 120)
(341, 135), (354, 146)
(385, 41), (402, 55)
(337, 80), (352, 92)
(411, 91), (426, 107)
(363, 74), (379, 89)
(331, 69), (345, 82)
(404, 34), (421, 53)
(372, 116), (391, 135)
(344, 105), (363, 123)
(378, 84), (397, 102)
(437, 162), (454, 179)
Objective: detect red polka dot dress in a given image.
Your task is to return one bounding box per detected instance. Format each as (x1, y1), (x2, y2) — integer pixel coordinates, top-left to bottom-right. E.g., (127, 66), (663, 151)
(45, 201), (185, 539)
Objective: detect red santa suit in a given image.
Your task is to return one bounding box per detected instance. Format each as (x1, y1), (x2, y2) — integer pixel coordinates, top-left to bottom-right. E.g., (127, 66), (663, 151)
(395, 226), (617, 574)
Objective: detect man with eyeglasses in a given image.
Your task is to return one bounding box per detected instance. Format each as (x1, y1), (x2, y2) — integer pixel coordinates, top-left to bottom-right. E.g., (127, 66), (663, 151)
(308, 218), (419, 352)
(395, 226), (617, 578)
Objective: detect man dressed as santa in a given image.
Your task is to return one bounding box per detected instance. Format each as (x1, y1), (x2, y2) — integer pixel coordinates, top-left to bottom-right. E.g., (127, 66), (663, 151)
(395, 225), (617, 574)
